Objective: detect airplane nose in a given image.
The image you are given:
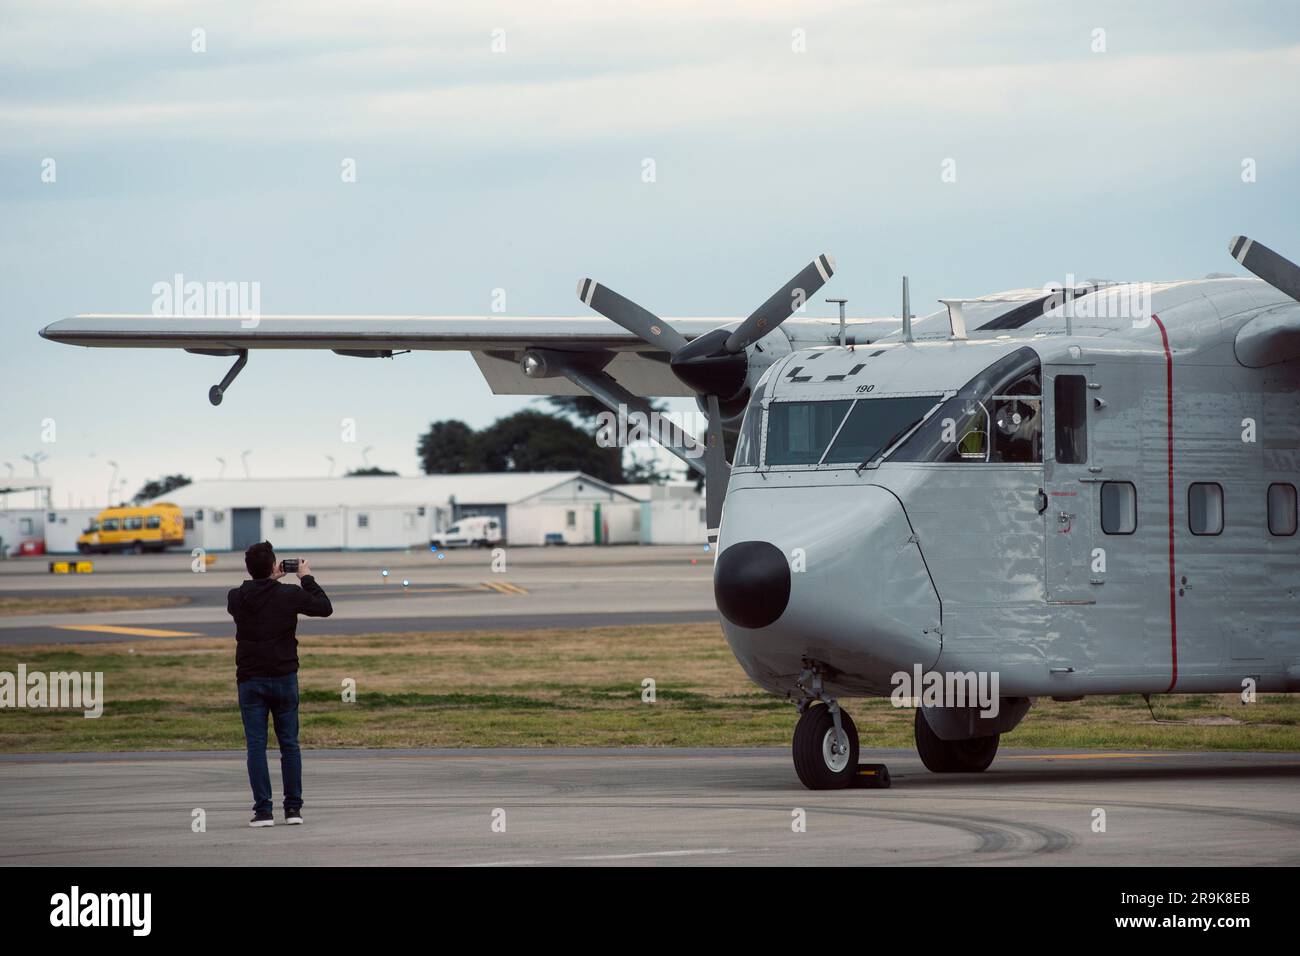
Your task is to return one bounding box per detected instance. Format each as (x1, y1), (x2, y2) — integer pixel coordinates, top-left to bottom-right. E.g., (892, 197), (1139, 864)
(714, 540), (791, 629)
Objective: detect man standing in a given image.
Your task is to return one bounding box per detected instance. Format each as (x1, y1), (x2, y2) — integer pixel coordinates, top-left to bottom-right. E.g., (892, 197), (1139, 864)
(228, 541), (332, 827)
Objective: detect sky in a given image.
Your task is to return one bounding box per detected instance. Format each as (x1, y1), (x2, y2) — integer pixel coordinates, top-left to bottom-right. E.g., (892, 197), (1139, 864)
(2, 0), (1298, 508)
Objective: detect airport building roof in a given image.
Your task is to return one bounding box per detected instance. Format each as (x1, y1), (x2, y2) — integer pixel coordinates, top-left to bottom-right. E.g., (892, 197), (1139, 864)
(153, 472), (635, 509)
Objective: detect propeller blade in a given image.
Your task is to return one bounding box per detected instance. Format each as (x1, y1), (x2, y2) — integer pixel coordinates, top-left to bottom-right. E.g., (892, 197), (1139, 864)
(577, 278), (689, 354)
(1229, 236), (1300, 304)
(704, 394), (731, 545)
(723, 253), (836, 353)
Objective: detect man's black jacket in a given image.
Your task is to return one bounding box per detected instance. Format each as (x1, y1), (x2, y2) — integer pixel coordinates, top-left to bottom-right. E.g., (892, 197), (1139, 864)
(227, 575), (333, 682)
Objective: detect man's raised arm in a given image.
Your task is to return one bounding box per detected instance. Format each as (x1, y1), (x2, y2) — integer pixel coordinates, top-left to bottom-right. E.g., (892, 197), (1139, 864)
(293, 559), (333, 618)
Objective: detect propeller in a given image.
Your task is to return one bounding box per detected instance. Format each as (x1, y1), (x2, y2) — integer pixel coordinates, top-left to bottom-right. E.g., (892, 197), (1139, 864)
(1230, 236), (1300, 303)
(577, 253), (836, 539)
(702, 394), (730, 542)
(577, 278), (690, 353)
(578, 253), (835, 396)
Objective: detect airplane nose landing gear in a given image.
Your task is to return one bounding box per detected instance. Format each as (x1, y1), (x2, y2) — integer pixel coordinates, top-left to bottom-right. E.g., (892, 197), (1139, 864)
(793, 702), (859, 790)
(791, 665), (890, 790)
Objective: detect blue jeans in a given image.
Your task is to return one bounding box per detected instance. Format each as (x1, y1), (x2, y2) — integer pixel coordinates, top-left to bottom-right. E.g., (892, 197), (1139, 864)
(237, 674), (302, 815)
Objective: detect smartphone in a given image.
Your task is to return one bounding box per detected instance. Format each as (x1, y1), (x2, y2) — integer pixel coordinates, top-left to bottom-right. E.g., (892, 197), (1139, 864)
(280, 558), (300, 573)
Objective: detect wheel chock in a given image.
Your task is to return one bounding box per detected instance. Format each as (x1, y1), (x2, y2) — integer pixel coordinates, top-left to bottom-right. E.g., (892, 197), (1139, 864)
(851, 762), (891, 789)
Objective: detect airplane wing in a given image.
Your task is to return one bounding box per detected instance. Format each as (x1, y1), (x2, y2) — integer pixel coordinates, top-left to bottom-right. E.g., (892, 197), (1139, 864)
(39, 312), (885, 397)
(39, 313), (745, 397)
(38, 252), (886, 482)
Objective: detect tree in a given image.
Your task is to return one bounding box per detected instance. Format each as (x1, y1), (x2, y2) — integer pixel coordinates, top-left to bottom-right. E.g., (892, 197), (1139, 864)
(345, 466), (399, 477)
(417, 420), (479, 474)
(475, 410), (624, 482)
(623, 451), (676, 484)
(543, 394), (668, 425)
(541, 395), (611, 425)
(134, 474), (192, 503)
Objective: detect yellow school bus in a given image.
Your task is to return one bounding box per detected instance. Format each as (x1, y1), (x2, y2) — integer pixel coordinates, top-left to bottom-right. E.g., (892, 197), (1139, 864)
(77, 503), (185, 554)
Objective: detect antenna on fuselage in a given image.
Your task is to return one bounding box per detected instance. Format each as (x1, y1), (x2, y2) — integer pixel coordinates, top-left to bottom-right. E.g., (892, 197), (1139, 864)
(901, 276), (914, 343)
(826, 298), (848, 346)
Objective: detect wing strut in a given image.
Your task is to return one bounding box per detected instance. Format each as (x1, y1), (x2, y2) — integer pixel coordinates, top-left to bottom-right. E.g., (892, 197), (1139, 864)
(559, 365), (706, 477)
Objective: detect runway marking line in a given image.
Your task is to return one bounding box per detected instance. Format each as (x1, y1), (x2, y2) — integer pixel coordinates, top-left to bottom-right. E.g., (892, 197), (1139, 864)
(54, 624), (202, 638)
(347, 586), (484, 596)
(481, 581), (528, 595)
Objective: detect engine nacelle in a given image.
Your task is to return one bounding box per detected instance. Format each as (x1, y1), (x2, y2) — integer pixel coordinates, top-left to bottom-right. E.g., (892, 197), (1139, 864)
(686, 325), (793, 434)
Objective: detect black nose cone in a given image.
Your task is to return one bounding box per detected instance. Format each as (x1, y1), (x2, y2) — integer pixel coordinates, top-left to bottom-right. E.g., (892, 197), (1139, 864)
(714, 540), (791, 629)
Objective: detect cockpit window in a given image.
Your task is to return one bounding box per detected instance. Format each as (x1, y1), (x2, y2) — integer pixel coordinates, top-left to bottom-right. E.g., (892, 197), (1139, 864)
(821, 396), (943, 464)
(763, 395), (942, 467)
(890, 347), (1043, 464)
(765, 400), (853, 465)
(732, 370), (771, 468)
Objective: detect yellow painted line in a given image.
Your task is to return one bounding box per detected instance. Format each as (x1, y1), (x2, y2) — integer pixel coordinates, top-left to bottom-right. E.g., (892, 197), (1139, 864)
(481, 581), (528, 595)
(1002, 752), (1177, 761)
(55, 624), (202, 638)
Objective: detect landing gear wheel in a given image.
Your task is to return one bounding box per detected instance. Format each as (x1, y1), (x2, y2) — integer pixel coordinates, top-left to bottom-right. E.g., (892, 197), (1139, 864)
(793, 704), (859, 790)
(913, 709), (999, 773)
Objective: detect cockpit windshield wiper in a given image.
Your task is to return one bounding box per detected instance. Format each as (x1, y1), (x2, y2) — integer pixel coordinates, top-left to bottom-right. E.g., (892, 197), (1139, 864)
(854, 421), (918, 474)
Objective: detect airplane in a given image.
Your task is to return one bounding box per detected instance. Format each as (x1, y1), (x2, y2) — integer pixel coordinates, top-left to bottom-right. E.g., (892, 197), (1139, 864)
(40, 235), (1300, 789)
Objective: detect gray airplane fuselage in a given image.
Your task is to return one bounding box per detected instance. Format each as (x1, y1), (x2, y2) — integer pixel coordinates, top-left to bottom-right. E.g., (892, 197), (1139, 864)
(716, 277), (1300, 701)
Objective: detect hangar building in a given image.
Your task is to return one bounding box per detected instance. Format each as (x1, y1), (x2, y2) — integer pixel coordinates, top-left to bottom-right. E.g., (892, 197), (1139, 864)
(1, 474), (707, 554)
(149, 472), (705, 551)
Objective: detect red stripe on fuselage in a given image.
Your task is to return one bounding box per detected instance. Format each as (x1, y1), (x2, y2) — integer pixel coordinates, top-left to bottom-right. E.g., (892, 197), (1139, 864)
(1151, 314), (1178, 691)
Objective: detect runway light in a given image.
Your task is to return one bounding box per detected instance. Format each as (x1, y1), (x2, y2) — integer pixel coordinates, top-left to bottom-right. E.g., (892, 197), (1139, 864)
(437, 553), (445, 560)
(402, 578), (410, 588)
(381, 568), (389, 578)
(703, 544), (710, 552)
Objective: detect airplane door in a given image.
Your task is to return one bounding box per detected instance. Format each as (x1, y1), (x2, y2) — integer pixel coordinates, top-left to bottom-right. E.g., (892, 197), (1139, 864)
(1043, 367), (1096, 605)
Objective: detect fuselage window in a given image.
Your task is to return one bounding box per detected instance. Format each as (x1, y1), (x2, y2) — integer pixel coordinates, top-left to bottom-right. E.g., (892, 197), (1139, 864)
(1100, 481), (1137, 534)
(1188, 482), (1223, 536)
(1268, 482), (1297, 536)
(1053, 375), (1088, 464)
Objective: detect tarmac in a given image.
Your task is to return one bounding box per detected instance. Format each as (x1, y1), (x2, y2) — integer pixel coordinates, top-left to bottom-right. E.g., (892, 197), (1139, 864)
(1, 748), (1297, 866)
(0, 545), (717, 643)
(2, 547), (1297, 867)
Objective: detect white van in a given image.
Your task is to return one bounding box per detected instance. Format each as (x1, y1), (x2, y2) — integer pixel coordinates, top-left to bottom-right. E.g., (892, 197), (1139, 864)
(431, 515), (503, 549)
